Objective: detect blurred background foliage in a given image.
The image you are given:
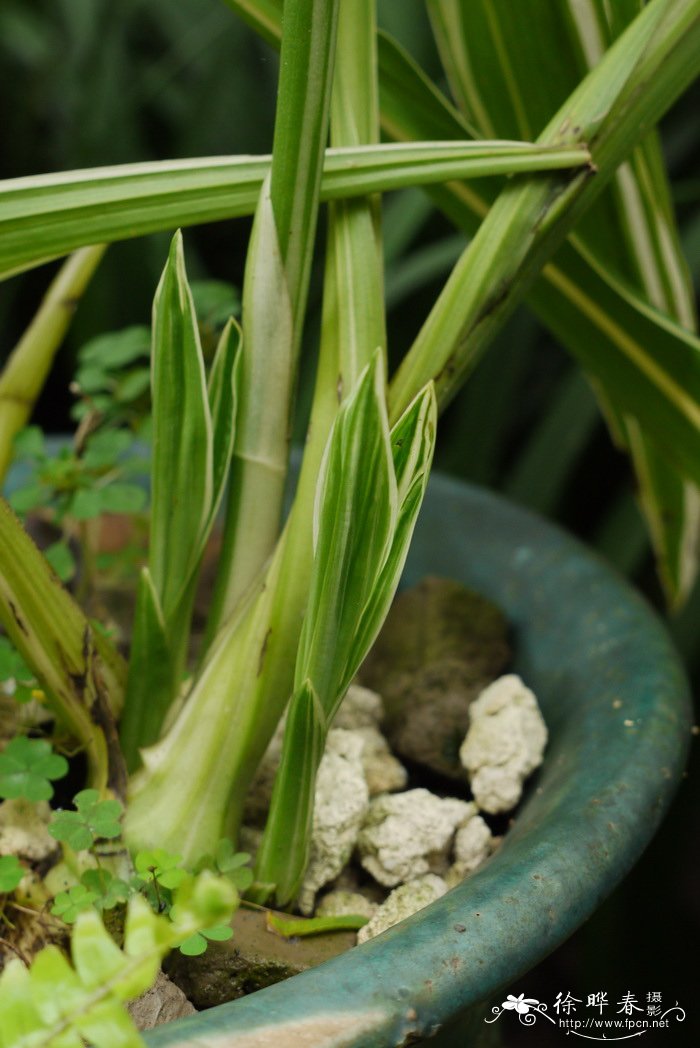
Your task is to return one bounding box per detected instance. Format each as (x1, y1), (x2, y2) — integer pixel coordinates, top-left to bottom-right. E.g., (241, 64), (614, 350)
(0, 0), (698, 1032)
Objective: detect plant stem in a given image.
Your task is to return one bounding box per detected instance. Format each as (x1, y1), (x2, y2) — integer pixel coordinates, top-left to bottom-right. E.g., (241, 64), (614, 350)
(253, 0), (387, 903)
(206, 0), (341, 634)
(0, 246), (105, 484)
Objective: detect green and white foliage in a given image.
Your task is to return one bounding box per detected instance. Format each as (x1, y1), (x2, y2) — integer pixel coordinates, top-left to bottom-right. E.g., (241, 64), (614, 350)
(119, 231), (241, 768)
(256, 357), (436, 905)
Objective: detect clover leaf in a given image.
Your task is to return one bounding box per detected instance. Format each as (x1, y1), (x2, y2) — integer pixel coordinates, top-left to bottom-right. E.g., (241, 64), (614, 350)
(0, 737), (68, 801)
(178, 923), (233, 957)
(134, 848), (187, 890)
(0, 855), (24, 894)
(194, 840), (253, 893)
(80, 868), (131, 911)
(51, 883), (99, 923)
(49, 789), (123, 851)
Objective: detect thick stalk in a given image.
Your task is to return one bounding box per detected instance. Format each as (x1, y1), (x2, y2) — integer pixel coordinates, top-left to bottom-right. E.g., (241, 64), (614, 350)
(0, 246), (105, 484)
(207, 0), (340, 634)
(253, 0), (386, 898)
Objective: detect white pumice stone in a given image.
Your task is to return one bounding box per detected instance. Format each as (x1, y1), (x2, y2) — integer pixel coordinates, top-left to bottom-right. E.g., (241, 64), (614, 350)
(459, 673), (547, 814)
(358, 788), (472, 888)
(357, 874), (448, 943)
(445, 812), (494, 887)
(333, 684), (384, 730)
(352, 726), (408, 795)
(297, 729), (369, 916)
(315, 890), (378, 921)
(0, 799), (56, 862)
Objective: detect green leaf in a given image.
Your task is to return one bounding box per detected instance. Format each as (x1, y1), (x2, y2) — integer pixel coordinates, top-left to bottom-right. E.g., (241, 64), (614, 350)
(206, 173), (294, 630)
(360, 19), (700, 606)
(26, 946), (85, 1044)
(149, 230), (212, 616)
(0, 736), (68, 801)
(206, 318), (241, 532)
(96, 483), (146, 515)
(120, 569), (174, 769)
(44, 540), (76, 583)
(266, 911), (368, 937)
(257, 362), (436, 905)
(0, 145), (591, 281)
(51, 883), (100, 924)
(202, 924), (234, 942)
(76, 1000), (144, 1048)
(8, 483), (47, 515)
(79, 326), (151, 369)
(72, 908), (128, 989)
(81, 869), (131, 912)
(134, 848), (187, 890)
(168, 870), (239, 935)
(253, 679), (327, 906)
(12, 425), (45, 459)
(81, 429), (133, 471)
(190, 279), (241, 329)
(114, 368), (151, 405)
(177, 932), (208, 956)
(49, 789), (123, 850)
(347, 388), (437, 683)
(122, 232), (237, 755)
(299, 355), (394, 701)
(220, 0), (283, 47)
(426, 0), (700, 606)
(73, 364), (112, 395)
(0, 854), (23, 893)
(69, 487), (103, 520)
(0, 960), (46, 1048)
(49, 812), (94, 852)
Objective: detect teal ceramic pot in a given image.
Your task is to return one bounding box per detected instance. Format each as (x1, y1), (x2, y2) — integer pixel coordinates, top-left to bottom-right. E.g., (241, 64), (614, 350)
(137, 472), (689, 1047)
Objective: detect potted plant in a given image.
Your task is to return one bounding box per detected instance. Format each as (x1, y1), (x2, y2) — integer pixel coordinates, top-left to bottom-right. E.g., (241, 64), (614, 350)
(0, 0), (697, 1045)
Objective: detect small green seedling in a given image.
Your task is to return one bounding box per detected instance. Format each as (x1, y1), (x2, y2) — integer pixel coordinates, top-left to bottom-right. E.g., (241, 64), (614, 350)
(80, 868), (131, 912)
(49, 790), (123, 852)
(51, 870), (131, 923)
(0, 737), (68, 802)
(50, 882), (100, 924)
(134, 848), (188, 891)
